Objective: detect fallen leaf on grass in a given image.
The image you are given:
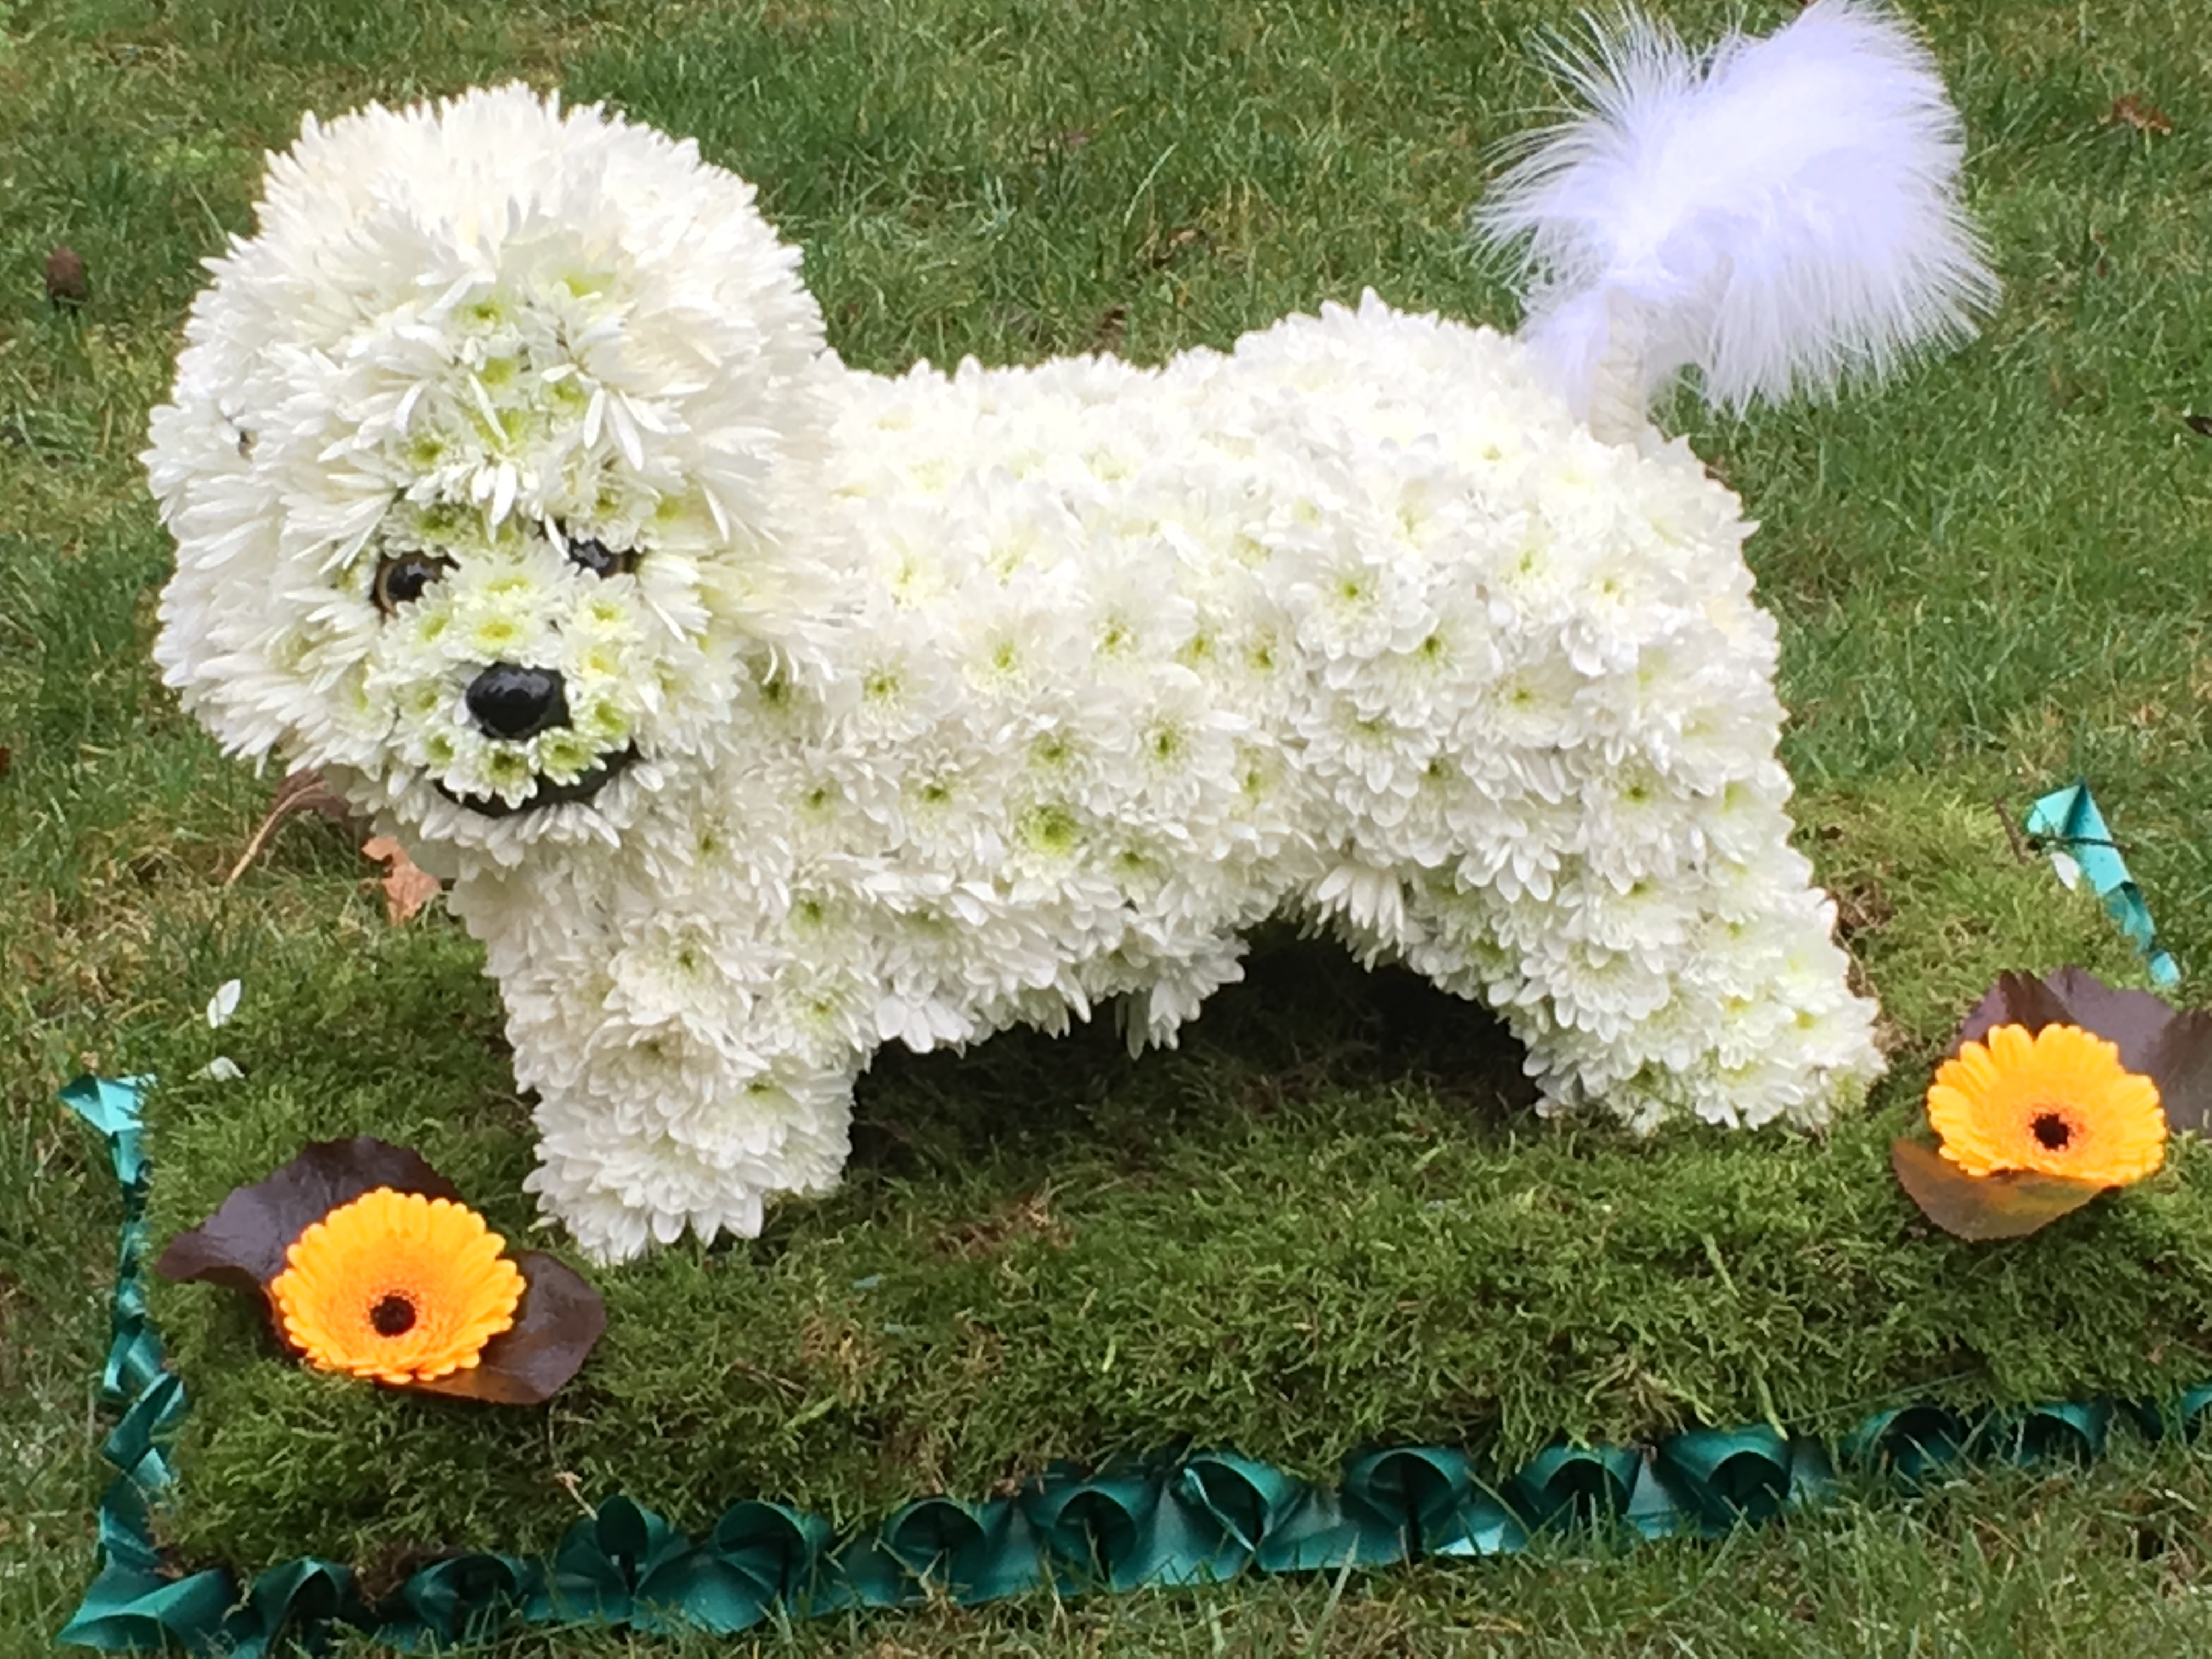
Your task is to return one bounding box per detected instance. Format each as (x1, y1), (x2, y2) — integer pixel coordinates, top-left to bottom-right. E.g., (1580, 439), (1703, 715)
(1088, 303), (1131, 355)
(45, 245), (89, 308)
(1026, 128), (1090, 163)
(2103, 94), (2174, 136)
(224, 768), (364, 885)
(363, 836), (440, 923)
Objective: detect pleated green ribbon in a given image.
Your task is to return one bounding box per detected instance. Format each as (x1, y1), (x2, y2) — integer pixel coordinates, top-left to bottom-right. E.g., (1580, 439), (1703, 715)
(2026, 782), (2181, 987)
(58, 1077), (2212, 1652)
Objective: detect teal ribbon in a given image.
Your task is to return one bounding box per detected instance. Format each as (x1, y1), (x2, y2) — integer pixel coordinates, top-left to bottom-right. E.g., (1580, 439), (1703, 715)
(2025, 783), (2180, 987)
(1628, 1427), (1833, 1538)
(524, 1494), (697, 1632)
(2134, 1386), (2212, 1442)
(55, 1075), (2212, 1651)
(59, 1478), (236, 1654)
(373, 1553), (538, 1652)
(1511, 1442), (1641, 1528)
(1837, 1404), (1968, 1484)
(57, 1075), (162, 1403)
(1978, 1400), (2111, 1465)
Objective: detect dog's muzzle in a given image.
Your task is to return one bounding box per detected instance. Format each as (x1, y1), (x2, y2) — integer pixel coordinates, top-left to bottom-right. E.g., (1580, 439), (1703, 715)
(435, 742), (641, 818)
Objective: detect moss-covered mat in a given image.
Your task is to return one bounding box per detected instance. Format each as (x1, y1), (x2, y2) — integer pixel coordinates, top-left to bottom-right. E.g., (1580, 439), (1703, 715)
(123, 780), (2212, 1584)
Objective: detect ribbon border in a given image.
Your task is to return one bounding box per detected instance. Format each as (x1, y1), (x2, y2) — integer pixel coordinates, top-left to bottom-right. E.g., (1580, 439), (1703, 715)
(2024, 782), (2180, 987)
(56, 1076), (2212, 1652)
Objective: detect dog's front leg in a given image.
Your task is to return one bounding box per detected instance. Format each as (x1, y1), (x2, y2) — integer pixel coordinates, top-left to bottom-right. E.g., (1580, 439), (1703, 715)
(455, 865), (871, 1263)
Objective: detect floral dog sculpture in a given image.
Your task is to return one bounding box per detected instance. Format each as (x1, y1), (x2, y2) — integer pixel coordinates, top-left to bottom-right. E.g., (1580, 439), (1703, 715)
(151, 2), (1992, 1260)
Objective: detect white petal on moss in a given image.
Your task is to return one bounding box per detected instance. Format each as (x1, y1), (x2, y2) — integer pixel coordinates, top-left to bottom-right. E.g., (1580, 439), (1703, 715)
(206, 979), (242, 1028)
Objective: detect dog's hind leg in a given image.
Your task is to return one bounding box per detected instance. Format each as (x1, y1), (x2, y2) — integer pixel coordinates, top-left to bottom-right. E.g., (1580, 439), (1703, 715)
(1380, 756), (1882, 1134)
(1286, 509), (1884, 1135)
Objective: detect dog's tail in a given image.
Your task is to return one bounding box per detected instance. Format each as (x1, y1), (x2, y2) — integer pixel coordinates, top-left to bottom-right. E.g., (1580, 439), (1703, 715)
(1476, 0), (1996, 439)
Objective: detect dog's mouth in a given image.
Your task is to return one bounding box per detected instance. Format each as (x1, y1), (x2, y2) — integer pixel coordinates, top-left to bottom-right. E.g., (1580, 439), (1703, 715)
(435, 743), (641, 819)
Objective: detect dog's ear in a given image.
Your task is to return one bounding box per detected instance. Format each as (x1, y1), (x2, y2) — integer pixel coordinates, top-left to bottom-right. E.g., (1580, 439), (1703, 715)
(1477, 0), (1996, 439)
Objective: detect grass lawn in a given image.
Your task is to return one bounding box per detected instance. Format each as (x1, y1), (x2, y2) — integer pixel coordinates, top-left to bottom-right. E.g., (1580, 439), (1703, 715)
(5, 0), (2212, 1651)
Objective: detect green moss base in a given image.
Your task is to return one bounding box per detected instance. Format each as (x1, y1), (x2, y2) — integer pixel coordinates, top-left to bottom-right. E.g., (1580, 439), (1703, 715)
(138, 783), (2212, 1576)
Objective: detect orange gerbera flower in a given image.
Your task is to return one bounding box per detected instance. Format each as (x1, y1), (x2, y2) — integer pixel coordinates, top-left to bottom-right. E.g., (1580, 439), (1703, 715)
(1927, 1022), (2166, 1186)
(269, 1188), (525, 1385)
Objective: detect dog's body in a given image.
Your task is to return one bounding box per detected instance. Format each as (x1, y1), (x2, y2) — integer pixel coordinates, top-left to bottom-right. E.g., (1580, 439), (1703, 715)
(465, 306), (1868, 1256)
(150, 3), (1988, 1260)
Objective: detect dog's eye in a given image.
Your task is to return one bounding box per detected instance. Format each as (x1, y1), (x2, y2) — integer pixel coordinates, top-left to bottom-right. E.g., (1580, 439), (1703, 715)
(567, 537), (637, 579)
(372, 554), (454, 614)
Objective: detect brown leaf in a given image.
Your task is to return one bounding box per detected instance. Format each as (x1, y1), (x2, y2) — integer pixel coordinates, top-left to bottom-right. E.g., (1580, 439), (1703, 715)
(404, 1251), (608, 1405)
(2184, 412), (2212, 438)
(2104, 94), (2174, 136)
(225, 768), (365, 886)
(1088, 303), (1130, 356)
(1952, 969), (2074, 1054)
(1832, 880), (1894, 940)
(156, 1136), (464, 1293)
(363, 834), (441, 922)
(1953, 967), (2212, 1133)
(2143, 1007), (2212, 1135)
(44, 245), (88, 308)
(1026, 128), (1090, 163)
(1891, 1138), (2106, 1240)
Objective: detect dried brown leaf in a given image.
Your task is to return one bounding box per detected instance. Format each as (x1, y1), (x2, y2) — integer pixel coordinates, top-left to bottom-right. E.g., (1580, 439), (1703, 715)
(363, 834), (441, 923)
(44, 245), (88, 307)
(1146, 225), (1209, 269)
(2104, 94), (2174, 136)
(1891, 1139), (2106, 1240)
(1088, 303), (1130, 355)
(1026, 128), (1090, 163)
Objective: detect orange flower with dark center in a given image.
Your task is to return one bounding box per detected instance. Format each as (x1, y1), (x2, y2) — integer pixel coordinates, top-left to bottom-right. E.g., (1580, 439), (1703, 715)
(269, 1187), (525, 1385)
(1926, 1022), (2166, 1186)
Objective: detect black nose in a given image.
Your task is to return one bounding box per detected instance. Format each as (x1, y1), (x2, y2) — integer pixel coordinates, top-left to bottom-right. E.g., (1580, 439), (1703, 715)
(465, 663), (570, 741)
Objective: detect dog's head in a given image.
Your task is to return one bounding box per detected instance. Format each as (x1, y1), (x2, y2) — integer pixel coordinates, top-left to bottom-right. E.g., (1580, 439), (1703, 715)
(150, 85), (842, 862)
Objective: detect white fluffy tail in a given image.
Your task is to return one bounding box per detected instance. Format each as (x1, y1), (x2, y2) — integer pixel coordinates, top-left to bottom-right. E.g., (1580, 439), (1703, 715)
(1477, 0), (1996, 437)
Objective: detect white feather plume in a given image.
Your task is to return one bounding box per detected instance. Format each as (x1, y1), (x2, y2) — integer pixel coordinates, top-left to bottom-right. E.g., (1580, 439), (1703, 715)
(1478, 0), (1997, 430)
